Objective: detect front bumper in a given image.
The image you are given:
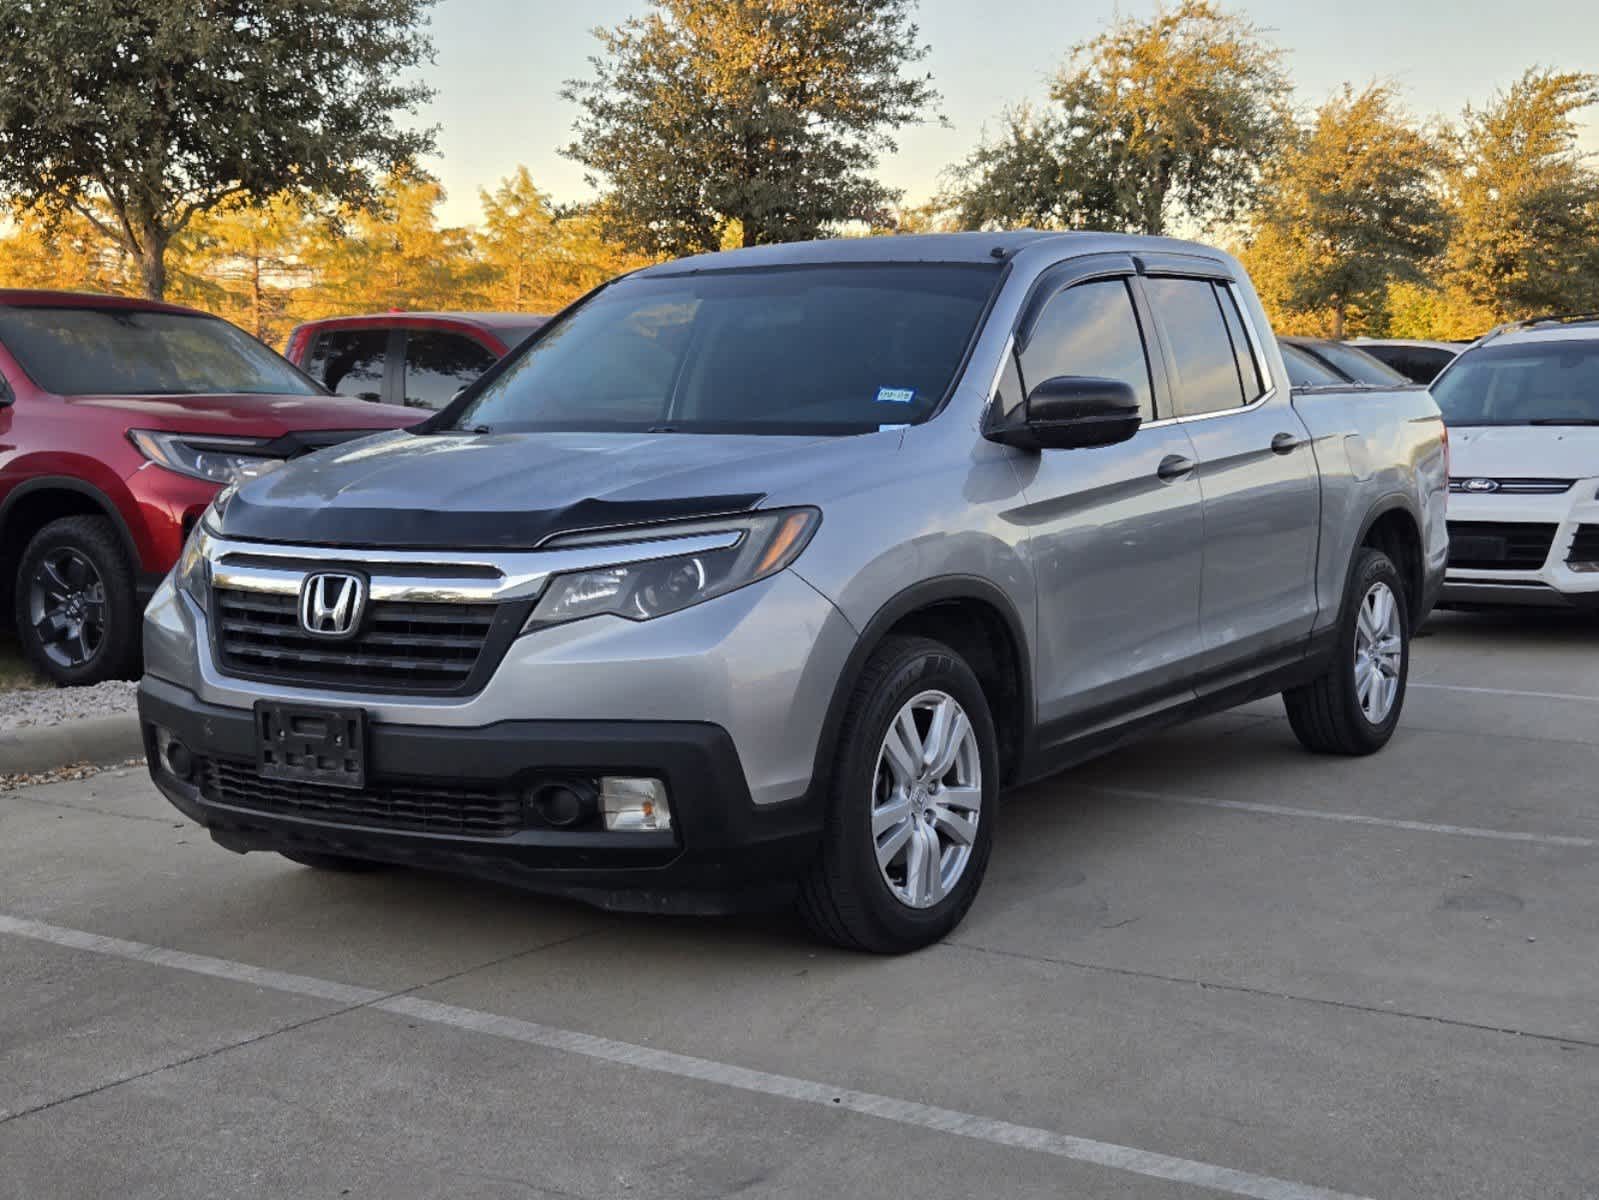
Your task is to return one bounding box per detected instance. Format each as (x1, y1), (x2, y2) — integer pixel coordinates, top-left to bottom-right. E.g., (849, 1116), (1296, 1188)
(139, 676), (824, 913)
(1442, 487), (1599, 609)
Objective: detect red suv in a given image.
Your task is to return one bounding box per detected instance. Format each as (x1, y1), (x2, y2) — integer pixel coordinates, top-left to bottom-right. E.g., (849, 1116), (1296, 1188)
(285, 312), (548, 410)
(0, 291), (418, 685)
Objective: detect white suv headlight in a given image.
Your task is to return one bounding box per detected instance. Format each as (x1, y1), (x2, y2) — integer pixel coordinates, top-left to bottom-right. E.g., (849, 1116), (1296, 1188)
(524, 508), (820, 631)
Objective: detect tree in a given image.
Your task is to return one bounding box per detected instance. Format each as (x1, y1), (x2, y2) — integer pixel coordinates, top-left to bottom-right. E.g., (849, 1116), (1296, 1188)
(562, 0), (940, 256)
(946, 0), (1290, 235)
(477, 168), (564, 311)
(0, 202), (131, 294)
(0, 0), (437, 299)
(477, 168), (652, 312)
(1442, 69), (1599, 323)
(169, 196), (315, 345)
(301, 170), (484, 316)
(1244, 84), (1447, 338)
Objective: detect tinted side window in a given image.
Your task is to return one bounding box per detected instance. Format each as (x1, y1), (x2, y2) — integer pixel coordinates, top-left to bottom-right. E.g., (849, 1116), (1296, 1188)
(304, 330), (387, 401)
(403, 331), (499, 410)
(1217, 283), (1266, 401)
(1144, 277), (1247, 416)
(1018, 278), (1154, 419)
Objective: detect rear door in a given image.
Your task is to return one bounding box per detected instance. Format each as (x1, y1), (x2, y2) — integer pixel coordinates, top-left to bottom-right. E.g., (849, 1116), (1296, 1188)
(1011, 257), (1207, 741)
(1139, 269), (1319, 687)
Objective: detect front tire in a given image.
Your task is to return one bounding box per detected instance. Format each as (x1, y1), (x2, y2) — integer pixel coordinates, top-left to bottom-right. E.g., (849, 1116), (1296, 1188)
(799, 636), (999, 953)
(1283, 547), (1410, 755)
(14, 515), (140, 686)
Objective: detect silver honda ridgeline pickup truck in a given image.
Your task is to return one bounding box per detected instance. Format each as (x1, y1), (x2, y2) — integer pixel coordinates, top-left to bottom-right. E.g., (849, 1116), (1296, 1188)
(140, 232), (1448, 952)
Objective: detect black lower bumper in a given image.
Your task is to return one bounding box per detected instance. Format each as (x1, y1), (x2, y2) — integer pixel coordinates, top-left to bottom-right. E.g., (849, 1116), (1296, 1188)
(137, 676), (823, 914)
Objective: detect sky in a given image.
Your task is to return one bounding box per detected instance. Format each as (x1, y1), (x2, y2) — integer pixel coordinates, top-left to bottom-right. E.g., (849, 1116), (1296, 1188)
(420, 0), (1599, 227)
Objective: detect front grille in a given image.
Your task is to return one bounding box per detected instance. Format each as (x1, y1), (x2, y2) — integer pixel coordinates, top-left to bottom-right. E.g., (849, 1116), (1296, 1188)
(1446, 521), (1558, 571)
(214, 588), (500, 693)
(1449, 477), (1574, 495)
(1568, 525), (1599, 566)
(201, 757), (523, 838)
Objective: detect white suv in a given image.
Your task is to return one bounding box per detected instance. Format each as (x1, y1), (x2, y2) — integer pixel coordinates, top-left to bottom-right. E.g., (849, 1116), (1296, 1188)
(1432, 316), (1599, 609)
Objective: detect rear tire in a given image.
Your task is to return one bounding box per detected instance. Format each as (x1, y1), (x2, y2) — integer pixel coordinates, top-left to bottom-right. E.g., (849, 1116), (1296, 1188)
(1283, 547), (1410, 755)
(279, 851), (386, 873)
(14, 515), (140, 686)
(798, 636), (998, 953)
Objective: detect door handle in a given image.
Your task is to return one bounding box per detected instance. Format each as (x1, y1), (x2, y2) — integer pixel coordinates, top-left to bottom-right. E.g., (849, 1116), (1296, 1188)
(1156, 454), (1195, 481)
(1270, 432), (1303, 454)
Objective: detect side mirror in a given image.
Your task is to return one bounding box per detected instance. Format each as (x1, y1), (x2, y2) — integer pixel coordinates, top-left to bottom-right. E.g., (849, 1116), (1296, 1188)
(0, 374), (13, 407)
(986, 375), (1142, 451)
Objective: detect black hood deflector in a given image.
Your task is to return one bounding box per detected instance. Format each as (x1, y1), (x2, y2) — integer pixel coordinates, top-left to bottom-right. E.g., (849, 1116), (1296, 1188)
(218, 492), (766, 551)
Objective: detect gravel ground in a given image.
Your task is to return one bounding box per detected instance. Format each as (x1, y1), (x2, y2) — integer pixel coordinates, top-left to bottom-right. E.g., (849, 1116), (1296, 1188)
(0, 756), (144, 792)
(0, 679), (138, 733)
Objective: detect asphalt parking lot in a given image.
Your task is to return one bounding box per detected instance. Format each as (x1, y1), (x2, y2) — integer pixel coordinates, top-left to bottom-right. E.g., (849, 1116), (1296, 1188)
(2, 610), (1595, 1200)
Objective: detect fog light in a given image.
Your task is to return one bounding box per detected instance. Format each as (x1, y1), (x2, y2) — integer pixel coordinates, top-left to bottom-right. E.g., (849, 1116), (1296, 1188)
(152, 726), (193, 780)
(526, 779), (599, 828)
(600, 777), (671, 832)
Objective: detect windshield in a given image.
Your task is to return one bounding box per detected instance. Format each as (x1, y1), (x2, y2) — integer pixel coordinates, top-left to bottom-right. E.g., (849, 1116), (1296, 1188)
(448, 263), (1001, 435)
(1432, 340), (1599, 425)
(0, 306), (322, 397)
(1280, 341), (1346, 387)
(1306, 341), (1409, 386)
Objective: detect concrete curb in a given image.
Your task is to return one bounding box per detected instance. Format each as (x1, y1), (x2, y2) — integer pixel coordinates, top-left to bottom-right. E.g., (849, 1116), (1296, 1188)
(0, 713), (143, 776)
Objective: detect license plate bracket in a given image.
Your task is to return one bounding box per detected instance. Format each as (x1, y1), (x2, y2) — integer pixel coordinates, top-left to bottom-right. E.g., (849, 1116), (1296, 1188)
(255, 701), (367, 789)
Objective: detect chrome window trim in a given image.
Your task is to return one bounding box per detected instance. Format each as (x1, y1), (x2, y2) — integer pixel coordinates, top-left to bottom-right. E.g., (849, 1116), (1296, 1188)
(206, 529), (745, 605)
(1136, 277), (1281, 429)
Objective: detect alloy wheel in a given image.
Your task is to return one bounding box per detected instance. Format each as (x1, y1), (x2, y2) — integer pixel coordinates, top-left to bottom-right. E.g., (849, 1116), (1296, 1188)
(1354, 580), (1403, 723)
(870, 689), (983, 909)
(27, 548), (107, 670)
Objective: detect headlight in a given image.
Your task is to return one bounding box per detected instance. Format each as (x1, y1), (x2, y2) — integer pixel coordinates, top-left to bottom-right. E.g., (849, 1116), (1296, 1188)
(130, 430), (284, 485)
(524, 508), (820, 631)
(174, 521), (213, 613)
(202, 481), (239, 534)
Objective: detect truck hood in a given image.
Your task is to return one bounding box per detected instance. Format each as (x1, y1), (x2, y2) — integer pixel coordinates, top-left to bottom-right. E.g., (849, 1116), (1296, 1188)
(218, 428), (893, 549)
(1448, 425), (1599, 481)
(68, 392), (419, 437)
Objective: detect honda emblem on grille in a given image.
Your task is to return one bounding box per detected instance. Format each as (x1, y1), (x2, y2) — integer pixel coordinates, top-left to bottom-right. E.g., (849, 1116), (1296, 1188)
(298, 572), (366, 639)
(1461, 478), (1499, 493)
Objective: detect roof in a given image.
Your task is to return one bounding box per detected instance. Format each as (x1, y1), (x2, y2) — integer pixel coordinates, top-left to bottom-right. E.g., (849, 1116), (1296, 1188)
(630, 230), (1228, 276)
(1486, 317), (1599, 347)
(0, 289), (208, 317)
(1348, 338), (1463, 352)
(294, 311), (549, 332)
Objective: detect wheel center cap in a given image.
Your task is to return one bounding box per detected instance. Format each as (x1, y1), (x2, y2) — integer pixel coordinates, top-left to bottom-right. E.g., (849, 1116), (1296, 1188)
(909, 783), (930, 809)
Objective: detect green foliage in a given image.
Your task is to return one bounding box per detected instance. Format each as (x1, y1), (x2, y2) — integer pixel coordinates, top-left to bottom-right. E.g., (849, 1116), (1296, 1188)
(562, 0), (940, 256)
(1442, 69), (1599, 324)
(1245, 84), (1447, 338)
(947, 0), (1291, 235)
(0, 0), (437, 297)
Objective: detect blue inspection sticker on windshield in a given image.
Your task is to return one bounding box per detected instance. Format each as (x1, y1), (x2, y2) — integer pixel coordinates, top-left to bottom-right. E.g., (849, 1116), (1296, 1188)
(875, 387), (917, 405)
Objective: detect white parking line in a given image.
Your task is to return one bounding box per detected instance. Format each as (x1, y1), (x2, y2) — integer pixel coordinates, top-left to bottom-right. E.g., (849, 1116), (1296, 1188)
(1094, 787), (1598, 848)
(1410, 682), (1599, 703)
(0, 912), (1371, 1200)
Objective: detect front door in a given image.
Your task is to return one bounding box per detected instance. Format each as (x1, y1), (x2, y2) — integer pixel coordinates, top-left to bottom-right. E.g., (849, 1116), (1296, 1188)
(1007, 269), (1207, 743)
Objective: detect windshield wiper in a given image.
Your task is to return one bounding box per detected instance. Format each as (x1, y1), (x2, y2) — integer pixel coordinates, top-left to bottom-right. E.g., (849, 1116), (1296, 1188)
(1527, 417), (1599, 426)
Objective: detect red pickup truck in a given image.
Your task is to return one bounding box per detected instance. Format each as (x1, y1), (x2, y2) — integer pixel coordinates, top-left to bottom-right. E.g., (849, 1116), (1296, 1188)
(0, 290), (417, 684)
(285, 311), (547, 409)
